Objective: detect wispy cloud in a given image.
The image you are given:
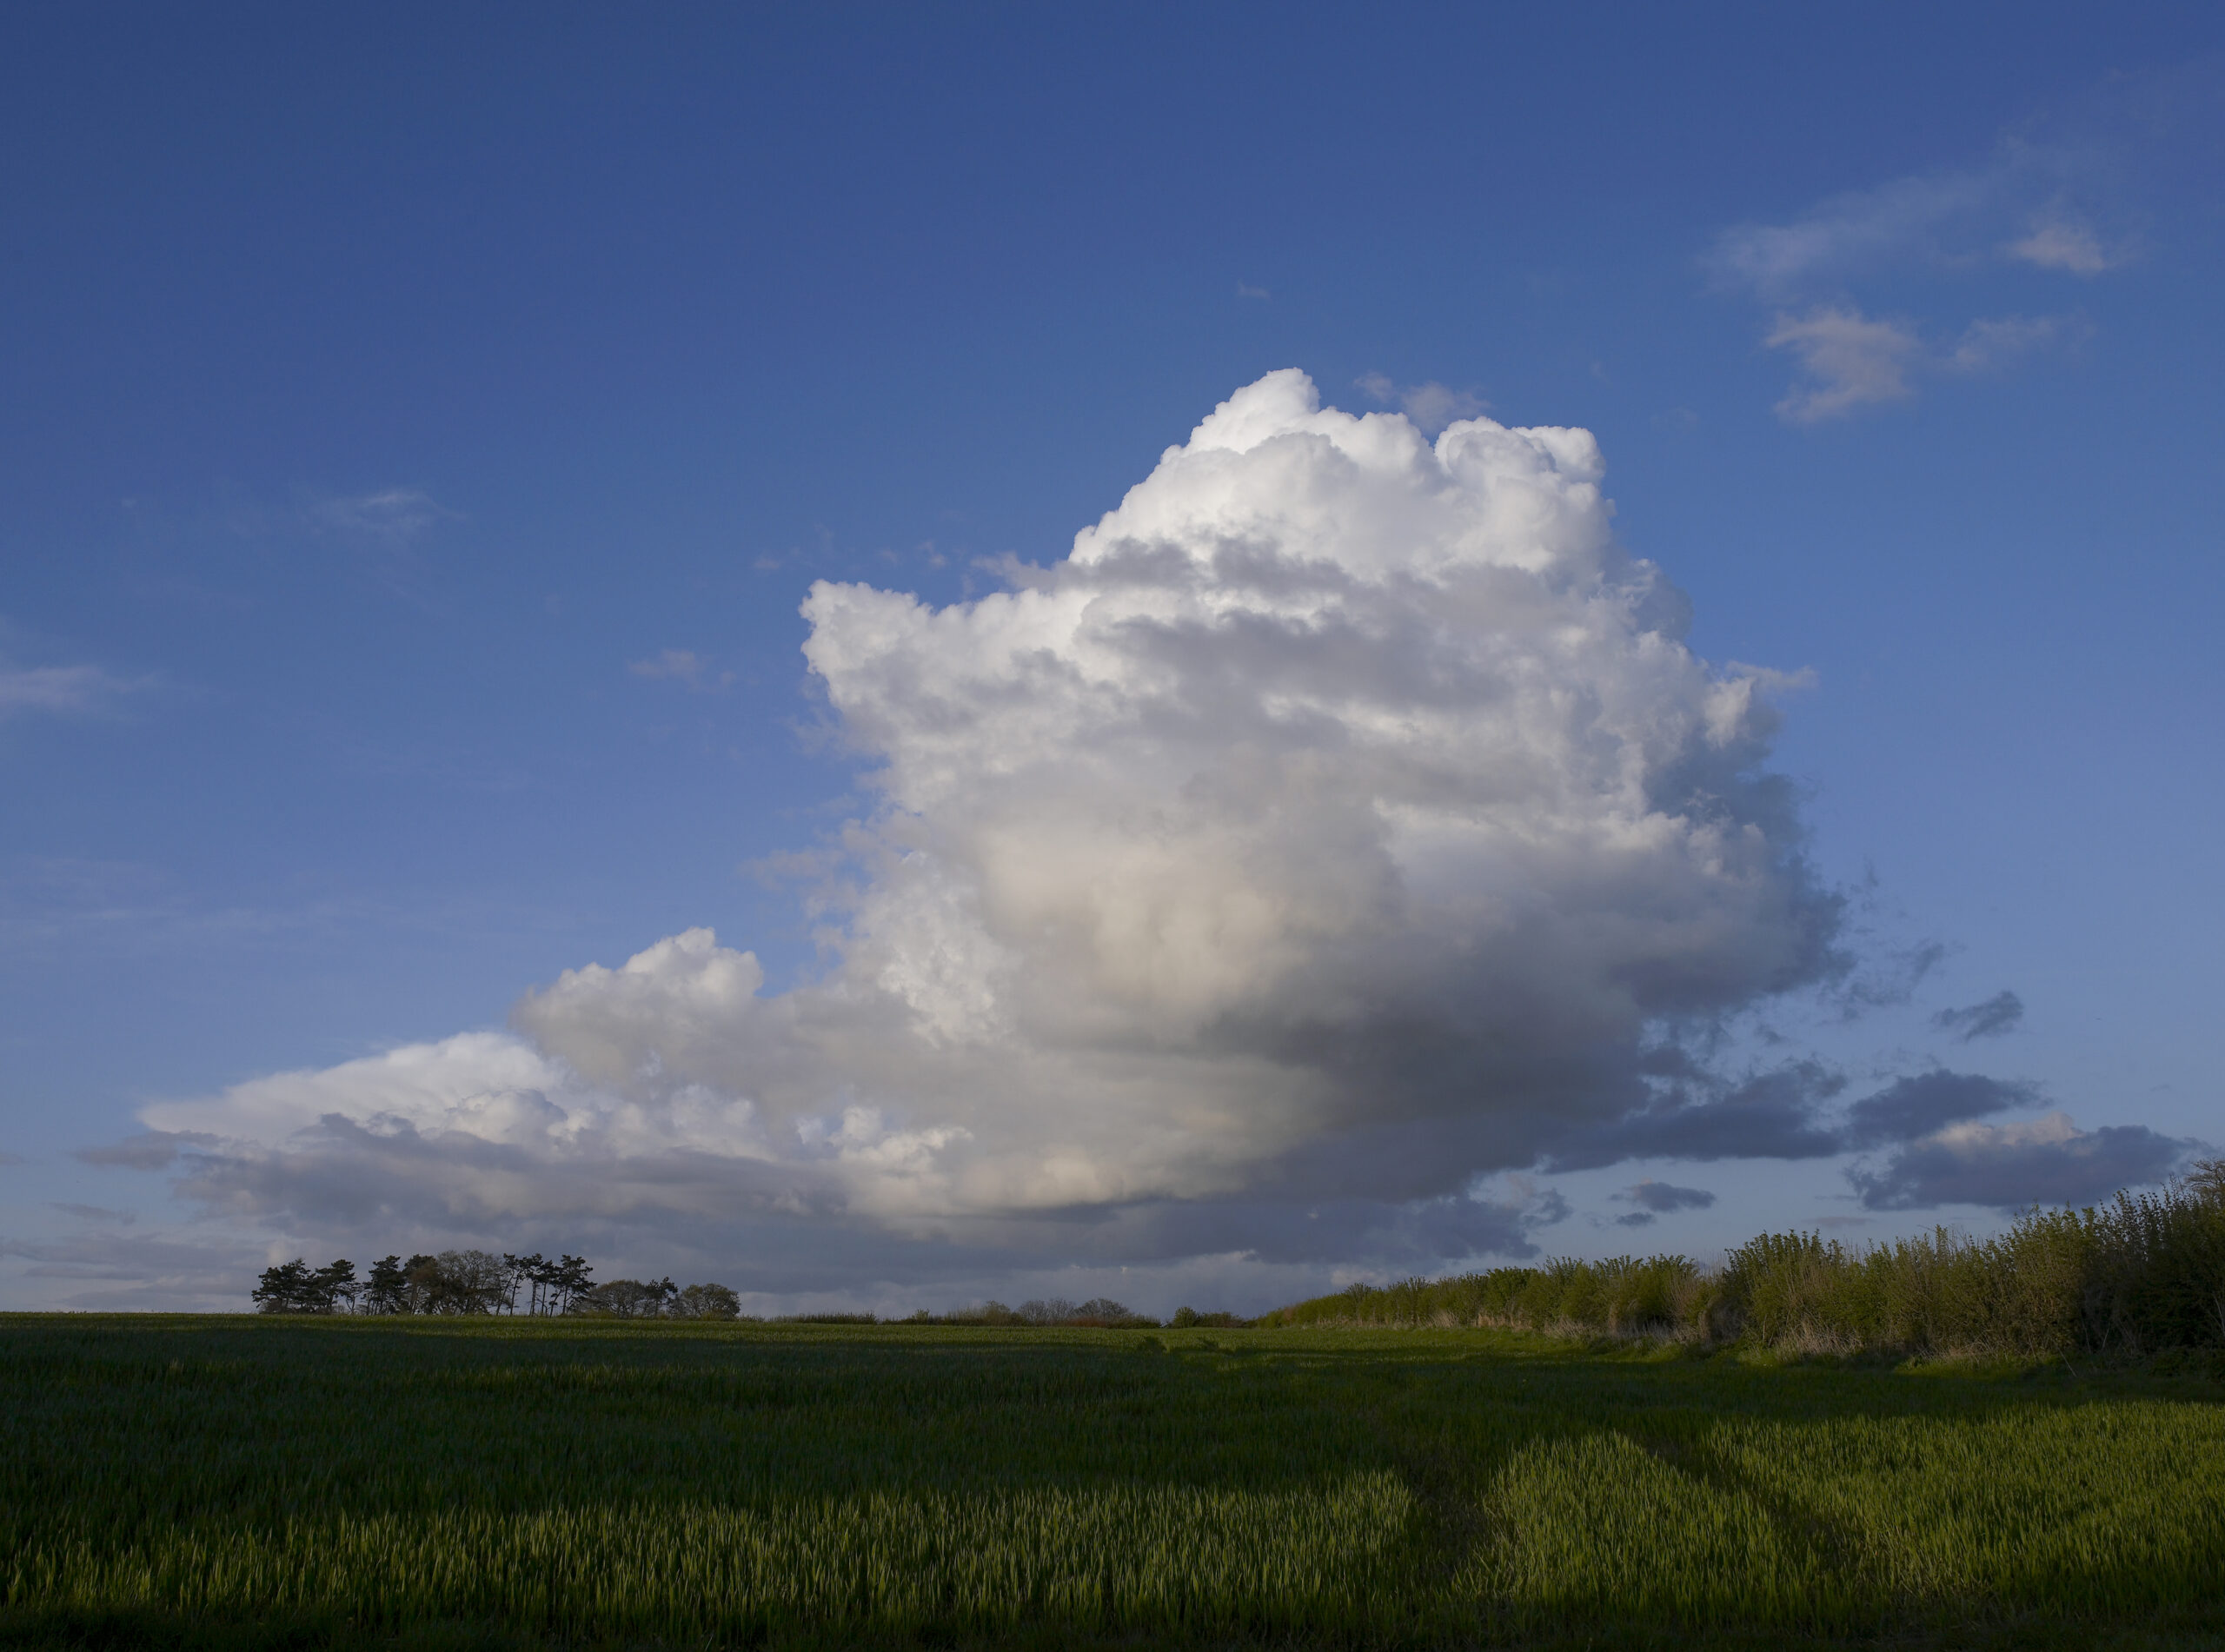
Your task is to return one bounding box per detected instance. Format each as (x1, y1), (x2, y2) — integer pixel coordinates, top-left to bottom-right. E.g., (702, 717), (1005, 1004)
(1710, 171), (1996, 302)
(0, 662), (143, 720)
(1765, 309), (1923, 423)
(1763, 306), (2081, 424)
(1944, 315), (2081, 374)
(1705, 133), (2133, 302)
(1933, 991), (2025, 1042)
(76, 1131), (213, 1171)
(48, 1202), (136, 1225)
(2006, 216), (2122, 275)
(307, 488), (457, 544)
(628, 648), (732, 691)
(1708, 70), (2167, 421)
(0, 1229), (269, 1311)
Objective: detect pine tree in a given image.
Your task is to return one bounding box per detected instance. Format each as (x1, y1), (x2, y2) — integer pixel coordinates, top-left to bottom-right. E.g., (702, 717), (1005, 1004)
(251, 1259), (315, 1313)
(363, 1256), (408, 1314)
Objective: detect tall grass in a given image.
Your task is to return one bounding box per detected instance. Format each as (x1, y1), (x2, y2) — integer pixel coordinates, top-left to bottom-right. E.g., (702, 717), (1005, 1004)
(1259, 1170), (2225, 1359)
(0, 1316), (2219, 1647)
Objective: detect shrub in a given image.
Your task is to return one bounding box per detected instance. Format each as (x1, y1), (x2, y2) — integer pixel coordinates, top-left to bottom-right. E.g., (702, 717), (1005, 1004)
(1259, 1162), (2225, 1360)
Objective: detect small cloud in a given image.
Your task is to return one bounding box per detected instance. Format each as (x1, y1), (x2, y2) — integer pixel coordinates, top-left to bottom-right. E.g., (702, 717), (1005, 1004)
(1765, 308), (2079, 425)
(1710, 171), (1989, 300)
(1944, 314), (2078, 374)
(1354, 373), (1488, 435)
(1766, 308), (1921, 423)
(1235, 282), (1272, 301)
(308, 488), (456, 544)
(1843, 1069), (2033, 1149)
(49, 1203), (136, 1225)
(2007, 217), (2118, 275)
(0, 663), (143, 720)
(1614, 1211), (1656, 1228)
(1933, 991), (2025, 1042)
(1613, 1178), (1718, 1215)
(1828, 938), (1948, 1019)
(1849, 1111), (2191, 1211)
(1547, 1060), (1848, 1171)
(629, 649), (732, 691)
(76, 1131), (212, 1171)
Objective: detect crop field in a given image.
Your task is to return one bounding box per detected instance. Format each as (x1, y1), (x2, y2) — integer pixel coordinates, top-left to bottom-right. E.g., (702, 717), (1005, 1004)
(3, 1317), (2222, 1650)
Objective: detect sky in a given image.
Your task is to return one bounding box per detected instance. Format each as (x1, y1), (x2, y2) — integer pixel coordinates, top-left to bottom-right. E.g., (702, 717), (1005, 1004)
(3, 3), (2221, 1314)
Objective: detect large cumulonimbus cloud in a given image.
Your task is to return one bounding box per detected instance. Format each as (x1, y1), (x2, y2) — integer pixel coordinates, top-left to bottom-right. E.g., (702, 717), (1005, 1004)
(131, 372), (1852, 1275)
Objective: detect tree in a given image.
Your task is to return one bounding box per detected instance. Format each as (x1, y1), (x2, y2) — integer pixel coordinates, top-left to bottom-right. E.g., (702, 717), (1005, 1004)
(363, 1256), (408, 1314)
(254, 1245), (603, 1315)
(435, 1250), (512, 1314)
(673, 1283), (741, 1320)
(402, 1254), (442, 1314)
(252, 1259), (316, 1313)
(581, 1278), (662, 1317)
(550, 1255), (594, 1315)
(503, 1252), (548, 1315)
(313, 1259), (358, 1312)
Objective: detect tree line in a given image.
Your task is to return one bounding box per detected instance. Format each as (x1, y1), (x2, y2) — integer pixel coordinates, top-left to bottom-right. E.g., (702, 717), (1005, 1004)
(252, 1248), (741, 1319)
(1259, 1162), (2225, 1361)
(250, 1263), (1245, 1329)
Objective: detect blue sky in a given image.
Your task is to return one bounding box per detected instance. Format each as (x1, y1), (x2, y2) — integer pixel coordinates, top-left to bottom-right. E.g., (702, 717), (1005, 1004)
(3, 4), (2221, 1311)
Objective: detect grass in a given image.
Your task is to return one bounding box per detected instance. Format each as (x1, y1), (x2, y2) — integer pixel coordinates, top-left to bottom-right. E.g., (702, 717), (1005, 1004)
(2, 1315), (2222, 1649)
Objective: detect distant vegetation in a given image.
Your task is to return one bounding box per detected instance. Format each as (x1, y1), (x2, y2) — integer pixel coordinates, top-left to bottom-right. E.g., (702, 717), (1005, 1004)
(1260, 1163), (2225, 1361)
(250, 1250), (736, 1320)
(251, 1258), (1239, 1329)
(925, 1307), (1219, 1334)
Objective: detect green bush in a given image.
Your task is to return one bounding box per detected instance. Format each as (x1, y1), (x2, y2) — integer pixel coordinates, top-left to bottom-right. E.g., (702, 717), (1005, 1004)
(1261, 1161), (2225, 1359)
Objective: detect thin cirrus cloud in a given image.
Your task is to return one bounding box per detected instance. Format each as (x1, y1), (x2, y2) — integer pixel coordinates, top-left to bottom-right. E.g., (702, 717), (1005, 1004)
(1705, 75), (2157, 423)
(0, 662), (143, 720)
(78, 372), (2173, 1298)
(629, 649), (733, 691)
(306, 488), (457, 544)
(1763, 309), (1923, 424)
(2006, 217), (2122, 275)
(1762, 307), (2086, 426)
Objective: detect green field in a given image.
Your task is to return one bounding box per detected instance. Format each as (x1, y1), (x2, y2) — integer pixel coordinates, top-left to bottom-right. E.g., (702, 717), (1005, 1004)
(3, 1316), (2222, 1650)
